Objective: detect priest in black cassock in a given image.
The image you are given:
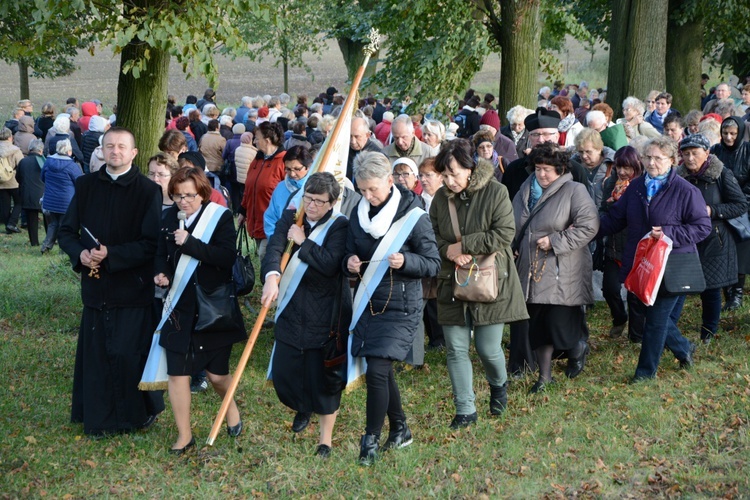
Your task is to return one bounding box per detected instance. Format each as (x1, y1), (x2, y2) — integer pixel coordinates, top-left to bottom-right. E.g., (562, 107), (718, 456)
(59, 127), (164, 436)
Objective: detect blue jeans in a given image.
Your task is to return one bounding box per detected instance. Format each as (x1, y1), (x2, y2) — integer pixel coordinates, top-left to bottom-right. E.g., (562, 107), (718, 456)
(700, 288), (722, 339)
(634, 294), (691, 379)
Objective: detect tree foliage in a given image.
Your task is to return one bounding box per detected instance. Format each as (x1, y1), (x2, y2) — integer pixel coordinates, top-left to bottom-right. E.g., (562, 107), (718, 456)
(235, 0), (325, 92)
(30, 0), (267, 165)
(0, 2), (93, 98)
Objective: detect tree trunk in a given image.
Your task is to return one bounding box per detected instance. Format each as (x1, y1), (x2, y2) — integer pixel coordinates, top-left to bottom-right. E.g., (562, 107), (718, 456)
(337, 37), (379, 88)
(606, 0), (631, 118)
(666, 0), (702, 115)
(624, 0), (668, 107)
(117, 41), (170, 172)
(497, 0), (542, 122)
(18, 59), (30, 100)
(607, 0), (668, 118)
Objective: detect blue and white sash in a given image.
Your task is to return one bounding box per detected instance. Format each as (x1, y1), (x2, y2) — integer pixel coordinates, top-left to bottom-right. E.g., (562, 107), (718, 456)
(345, 207), (425, 391)
(265, 213), (342, 381)
(139, 202), (227, 390)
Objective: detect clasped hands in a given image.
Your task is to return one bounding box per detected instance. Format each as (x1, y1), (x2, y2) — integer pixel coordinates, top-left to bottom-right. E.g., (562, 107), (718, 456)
(446, 242), (472, 267)
(80, 245), (108, 271)
(346, 253), (405, 274)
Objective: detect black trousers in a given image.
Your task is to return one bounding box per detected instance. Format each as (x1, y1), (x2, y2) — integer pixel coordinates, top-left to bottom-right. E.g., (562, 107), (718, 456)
(24, 209), (40, 246)
(0, 188), (21, 227)
(627, 292), (647, 342)
(602, 258), (628, 326)
(423, 298), (444, 346)
(364, 357), (405, 436)
(508, 319), (537, 374)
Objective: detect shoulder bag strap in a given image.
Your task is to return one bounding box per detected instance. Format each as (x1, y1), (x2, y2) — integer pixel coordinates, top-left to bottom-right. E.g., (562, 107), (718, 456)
(448, 198), (462, 242)
(511, 198), (550, 253)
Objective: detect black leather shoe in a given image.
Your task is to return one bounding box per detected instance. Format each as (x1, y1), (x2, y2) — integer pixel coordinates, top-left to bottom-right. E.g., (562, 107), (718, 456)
(679, 342), (696, 369)
(5, 225), (21, 234)
(449, 412), (478, 429)
(565, 342), (590, 379)
(358, 434), (379, 466)
(383, 420), (413, 450)
(169, 437), (195, 456)
(315, 444), (331, 458)
(724, 287), (743, 311)
(141, 412), (161, 430)
(489, 382), (508, 415)
(529, 379), (554, 394)
(292, 411), (311, 433)
(227, 420), (243, 437)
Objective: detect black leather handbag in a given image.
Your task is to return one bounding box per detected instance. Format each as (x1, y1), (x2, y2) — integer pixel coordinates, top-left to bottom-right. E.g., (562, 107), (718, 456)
(661, 251), (706, 296)
(194, 282), (245, 334)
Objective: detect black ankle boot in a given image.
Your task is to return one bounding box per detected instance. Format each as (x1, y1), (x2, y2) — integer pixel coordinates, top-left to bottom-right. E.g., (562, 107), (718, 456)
(724, 287), (743, 311)
(358, 434), (379, 466)
(383, 420), (412, 450)
(489, 382), (508, 415)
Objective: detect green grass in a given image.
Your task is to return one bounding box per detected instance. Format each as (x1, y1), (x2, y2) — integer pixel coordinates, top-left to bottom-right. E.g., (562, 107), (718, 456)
(1, 228), (749, 497)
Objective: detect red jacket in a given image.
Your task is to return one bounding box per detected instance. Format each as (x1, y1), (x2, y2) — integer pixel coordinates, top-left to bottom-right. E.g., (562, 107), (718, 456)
(241, 149), (286, 239)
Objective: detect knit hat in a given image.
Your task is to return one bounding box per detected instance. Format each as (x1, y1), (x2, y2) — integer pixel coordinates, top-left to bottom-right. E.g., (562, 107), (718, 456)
(178, 151), (206, 169)
(679, 134), (710, 151)
(392, 157), (419, 177)
(479, 109), (500, 131)
(240, 132), (254, 144)
(232, 123), (246, 135)
(700, 113), (722, 123)
(524, 108), (561, 131)
(258, 106), (269, 118)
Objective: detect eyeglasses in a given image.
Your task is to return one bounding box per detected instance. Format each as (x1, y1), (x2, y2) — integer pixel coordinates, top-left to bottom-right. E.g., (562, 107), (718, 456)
(529, 131), (557, 139)
(302, 195), (330, 207)
(147, 172), (171, 179)
(644, 155), (670, 163)
(393, 172), (412, 179)
(285, 165), (307, 173)
(171, 193), (199, 202)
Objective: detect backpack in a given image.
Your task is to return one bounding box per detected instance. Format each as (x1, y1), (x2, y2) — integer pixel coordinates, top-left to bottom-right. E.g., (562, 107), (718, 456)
(0, 156), (15, 183)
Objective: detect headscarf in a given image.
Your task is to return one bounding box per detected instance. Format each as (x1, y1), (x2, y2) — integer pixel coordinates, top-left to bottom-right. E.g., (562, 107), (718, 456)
(720, 116), (746, 152)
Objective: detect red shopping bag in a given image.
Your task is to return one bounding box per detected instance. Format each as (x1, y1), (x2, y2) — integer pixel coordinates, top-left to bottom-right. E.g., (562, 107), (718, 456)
(624, 234), (673, 306)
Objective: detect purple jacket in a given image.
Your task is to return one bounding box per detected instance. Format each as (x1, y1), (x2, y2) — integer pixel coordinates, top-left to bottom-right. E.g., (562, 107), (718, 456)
(598, 168), (712, 282)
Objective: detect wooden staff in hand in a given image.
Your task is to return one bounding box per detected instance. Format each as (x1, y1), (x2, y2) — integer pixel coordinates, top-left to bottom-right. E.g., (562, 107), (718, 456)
(206, 29), (380, 446)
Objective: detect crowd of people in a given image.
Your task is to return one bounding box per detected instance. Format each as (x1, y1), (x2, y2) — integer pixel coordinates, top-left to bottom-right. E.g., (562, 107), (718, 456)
(2, 76), (749, 464)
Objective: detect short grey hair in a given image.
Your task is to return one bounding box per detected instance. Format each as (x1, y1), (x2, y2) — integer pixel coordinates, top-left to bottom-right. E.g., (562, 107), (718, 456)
(392, 114), (414, 133)
(221, 107), (236, 118)
(279, 93), (291, 105)
(539, 86), (550, 96)
(56, 138), (72, 155)
(241, 96), (253, 107)
(247, 108), (258, 118)
(715, 98), (737, 116)
(219, 115), (233, 127)
(586, 110), (607, 128)
(252, 96), (266, 108)
(317, 114), (335, 133)
(622, 96), (645, 116)
(646, 135), (679, 162)
(506, 105), (533, 125)
(28, 138), (44, 154)
(0, 127), (13, 141)
(422, 119), (445, 141)
(354, 151), (392, 182)
(269, 96), (280, 108)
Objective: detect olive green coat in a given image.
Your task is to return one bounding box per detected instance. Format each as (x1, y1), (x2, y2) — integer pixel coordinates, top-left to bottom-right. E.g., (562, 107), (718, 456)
(429, 159), (529, 327)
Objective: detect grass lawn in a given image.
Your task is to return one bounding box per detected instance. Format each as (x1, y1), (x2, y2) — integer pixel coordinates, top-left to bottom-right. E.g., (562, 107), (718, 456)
(1, 226), (748, 498)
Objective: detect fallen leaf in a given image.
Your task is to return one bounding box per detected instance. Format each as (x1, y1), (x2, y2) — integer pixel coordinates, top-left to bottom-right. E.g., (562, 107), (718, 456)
(25, 436), (37, 445)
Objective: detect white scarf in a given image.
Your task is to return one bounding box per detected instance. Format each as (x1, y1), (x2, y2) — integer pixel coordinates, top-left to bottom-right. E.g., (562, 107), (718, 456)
(357, 186), (401, 239)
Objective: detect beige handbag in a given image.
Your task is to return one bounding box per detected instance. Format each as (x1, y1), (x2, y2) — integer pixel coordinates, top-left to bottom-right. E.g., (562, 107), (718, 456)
(448, 199), (498, 303)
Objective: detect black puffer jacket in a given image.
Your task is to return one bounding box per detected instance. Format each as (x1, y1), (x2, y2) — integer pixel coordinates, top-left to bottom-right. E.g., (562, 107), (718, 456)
(261, 209), (351, 350)
(344, 184), (441, 361)
(599, 174), (630, 262)
(676, 155), (748, 289)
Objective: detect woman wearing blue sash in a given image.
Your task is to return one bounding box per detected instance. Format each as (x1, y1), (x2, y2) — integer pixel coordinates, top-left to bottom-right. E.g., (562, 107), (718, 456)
(345, 151), (441, 466)
(260, 172), (350, 458)
(154, 167), (246, 455)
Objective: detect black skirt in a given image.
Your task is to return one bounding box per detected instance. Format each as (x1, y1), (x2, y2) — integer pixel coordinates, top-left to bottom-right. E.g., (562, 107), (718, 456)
(166, 343), (233, 376)
(527, 303), (585, 351)
(271, 340), (341, 415)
